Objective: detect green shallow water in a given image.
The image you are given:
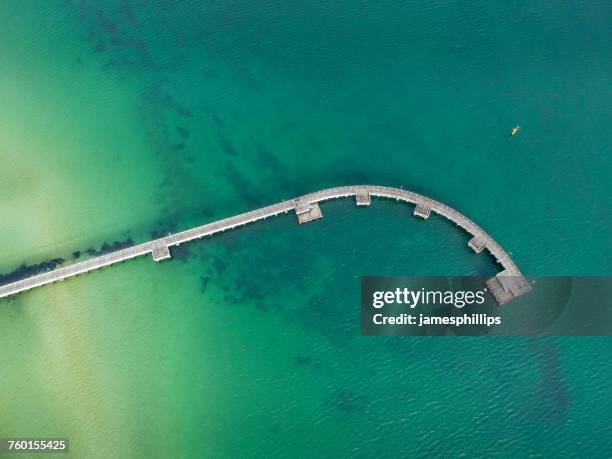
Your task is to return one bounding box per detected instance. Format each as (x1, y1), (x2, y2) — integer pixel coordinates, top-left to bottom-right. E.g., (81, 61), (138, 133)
(1, 1), (611, 457)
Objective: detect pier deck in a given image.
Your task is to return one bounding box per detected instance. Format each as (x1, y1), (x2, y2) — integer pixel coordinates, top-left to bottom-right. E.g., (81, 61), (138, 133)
(0, 185), (530, 305)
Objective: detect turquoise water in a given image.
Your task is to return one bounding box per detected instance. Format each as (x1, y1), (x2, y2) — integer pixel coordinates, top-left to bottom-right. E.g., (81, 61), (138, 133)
(1, 1), (611, 457)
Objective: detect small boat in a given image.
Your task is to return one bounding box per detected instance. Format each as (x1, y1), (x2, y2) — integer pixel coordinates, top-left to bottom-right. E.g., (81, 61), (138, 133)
(510, 125), (520, 137)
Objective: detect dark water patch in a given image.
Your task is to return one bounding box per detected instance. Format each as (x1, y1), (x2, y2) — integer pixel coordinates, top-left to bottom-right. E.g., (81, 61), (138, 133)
(471, 253), (498, 277)
(253, 142), (281, 169)
(527, 339), (571, 423)
(221, 291), (266, 311)
(218, 278), (268, 304)
(305, 135), (324, 152)
(0, 258), (65, 287)
(204, 244), (283, 310)
(330, 167), (401, 190)
(210, 229), (244, 250)
(176, 126), (190, 139)
(85, 237), (134, 257)
(252, 141), (293, 190)
(294, 355), (311, 366)
(118, 1), (138, 26)
(96, 9), (118, 36)
(200, 275), (210, 292)
(74, 2), (156, 69)
(151, 221), (177, 240)
(213, 257), (227, 276)
(200, 66), (219, 79)
(172, 244), (192, 262)
(192, 217), (323, 324)
(217, 130), (237, 156)
(164, 94), (192, 118)
(67, 0), (94, 14)
(170, 142), (186, 152)
(101, 60), (116, 71)
(324, 389), (367, 414)
(94, 40), (108, 53)
(293, 354), (328, 372)
(3, 295), (19, 306)
(296, 167), (380, 196)
(303, 161), (424, 197)
(111, 36), (150, 56)
(67, 1), (215, 228)
(214, 264), (285, 312)
(223, 160), (262, 208)
(202, 103), (226, 129)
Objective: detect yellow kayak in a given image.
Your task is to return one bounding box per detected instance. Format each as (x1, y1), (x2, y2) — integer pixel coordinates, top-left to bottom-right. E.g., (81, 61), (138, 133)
(510, 125), (520, 136)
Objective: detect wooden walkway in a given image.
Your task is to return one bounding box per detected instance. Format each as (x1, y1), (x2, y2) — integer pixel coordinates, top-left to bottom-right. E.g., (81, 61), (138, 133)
(0, 185), (530, 305)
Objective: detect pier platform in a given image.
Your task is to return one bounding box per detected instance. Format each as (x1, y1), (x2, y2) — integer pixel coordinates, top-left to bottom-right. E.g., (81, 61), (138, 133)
(486, 272), (532, 305)
(355, 188), (371, 206)
(295, 202), (323, 224)
(468, 236), (486, 253)
(152, 245), (171, 262)
(414, 199), (432, 219)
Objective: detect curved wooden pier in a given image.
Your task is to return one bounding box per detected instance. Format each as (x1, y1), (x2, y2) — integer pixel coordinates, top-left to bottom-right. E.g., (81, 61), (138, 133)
(0, 185), (530, 304)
